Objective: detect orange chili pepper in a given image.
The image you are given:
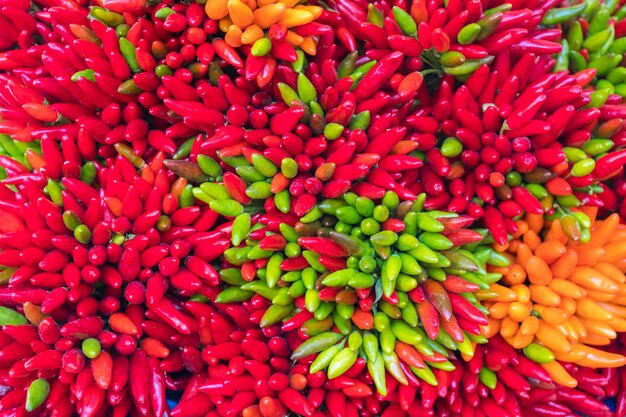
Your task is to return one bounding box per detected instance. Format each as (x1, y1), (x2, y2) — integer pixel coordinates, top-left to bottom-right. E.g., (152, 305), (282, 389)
(225, 25), (244, 46)
(285, 30), (304, 46)
(551, 248), (578, 279)
(594, 262), (626, 283)
(228, 0), (254, 28)
(570, 266), (619, 293)
(601, 241), (626, 263)
(608, 316), (626, 332)
(170, 177), (188, 198)
(525, 256), (553, 285)
(559, 297), (577, 315)
(503, 264), (527, 286)
(280, 9), (315, 27)
(553, 344), (587, 363)
(511, 284), (531, 303)
(579, 318), (616, 339)
(511, 330), (533, 349)
(574, 246), (605, 266)
(522, 230), (541, 251)
(529, 285), (561, 307)
(294, 5), (323, 18)
(104, 197), (123, 217)
(542, 361), (577, 387)
(548, 279), (586, 299)
(585, 288), (617, 302)
(536, 322), (571, 353)
(299, 36), (317, 55)
(576, 297), (613, 321)
(206, 0), (230, 19)
(270, 173), (290, 193)
(588, 213), (620, 247)
(575, 345), (626, 368)
(242, 405), (262, 417)
(579, 333), (611, 346)
(500, 317), (519, 338)
(546, 219), (567, 243)
(519, 315), (539, 336)
(488, 302), (509, 319)
(253, 3), (286, 28)
(534, 241), (566, 264)
(568, 315), (588, 339)
(516, 243), (532, 266)
(488, 284), (518, 302)
(482, 317), (501, 339)
(23, 302), (44, 326)
(526, 213), (544, 233)
(508, 302), (530, 322)
(25, 150), (46, 172)
(538, 307), (568, 325)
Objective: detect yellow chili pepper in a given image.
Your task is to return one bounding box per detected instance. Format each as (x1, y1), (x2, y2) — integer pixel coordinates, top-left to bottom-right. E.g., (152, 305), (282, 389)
(241, 24), (264, 44)
(253, 3), (286, 28)
(206, 0), (230, 19)
(542, 361), (577, 387)
(228, 0), (254, 28)
(280, 9), (315, 28)
(225, 25), (244, 47)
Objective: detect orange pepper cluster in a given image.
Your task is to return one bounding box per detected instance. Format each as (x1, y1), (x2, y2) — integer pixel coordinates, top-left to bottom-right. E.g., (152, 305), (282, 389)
(205, 0), (321, 53)
(482, 208), (626, 386)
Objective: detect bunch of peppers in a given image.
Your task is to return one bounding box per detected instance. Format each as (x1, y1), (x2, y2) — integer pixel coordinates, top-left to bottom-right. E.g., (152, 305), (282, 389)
(482, 207), (626, 385)
(0, 0), (624, 416)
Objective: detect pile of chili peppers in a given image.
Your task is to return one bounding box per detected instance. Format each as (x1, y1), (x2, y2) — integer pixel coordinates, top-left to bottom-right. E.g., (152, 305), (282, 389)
(0, 0), (625, 416)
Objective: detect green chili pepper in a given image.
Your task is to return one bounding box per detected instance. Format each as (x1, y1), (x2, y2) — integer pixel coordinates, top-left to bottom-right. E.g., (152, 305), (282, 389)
(215, 287), (253, 303)
(209, 199), (244, 217)
(310, 345), (341, 373)
(251, 37), (272, 56)
(392, 6), (417, 36)
(368, 4), (385, 27)
(0, 306), (27, 325)
(173, 137), (195, 160)
(297, 73), (317, 104)
(350, 60), (377, 84)
(443, 56), (494, 76)
(155, 7), (175, 19)
(324, 123), (345, 140)
(349, 111), (371, 130)
(278, 82), (301, 106)
(523, 343), (555, 363)
(26, 379), (50, 412)
(457, 23), (481, 45)
(553, 39), (570, 72)
(82, 338), (101, 359)
(291, 332), (344, 360)
(292, 50), (306, 73)
(542, 1), (587, 25)
(71, 69), (96, 82)
(411, 365), (438, 386)
(90, 7), (124, 26)
(479, 368), (497, 389)
(368, 356), (388, 395)
(119, 38), (140, 73)
(568, 20), (583, 51)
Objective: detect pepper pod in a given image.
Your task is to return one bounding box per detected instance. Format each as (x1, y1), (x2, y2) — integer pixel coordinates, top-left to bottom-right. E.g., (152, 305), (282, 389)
(482, 207), (626, 387)
(0, 145), (240, 417)
(211, 188), (501, 390)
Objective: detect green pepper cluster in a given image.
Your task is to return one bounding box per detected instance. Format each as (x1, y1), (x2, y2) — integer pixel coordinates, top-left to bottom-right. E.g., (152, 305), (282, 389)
(214, 190), (510, 391)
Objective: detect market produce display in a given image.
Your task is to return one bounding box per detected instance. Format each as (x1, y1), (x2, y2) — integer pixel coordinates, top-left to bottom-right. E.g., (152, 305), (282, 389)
(0, 0), (625, 416)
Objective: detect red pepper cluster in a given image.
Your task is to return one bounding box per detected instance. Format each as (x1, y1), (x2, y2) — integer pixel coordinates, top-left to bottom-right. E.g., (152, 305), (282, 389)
(0, 153), (239, 416)
(0, 0), (625, 416)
